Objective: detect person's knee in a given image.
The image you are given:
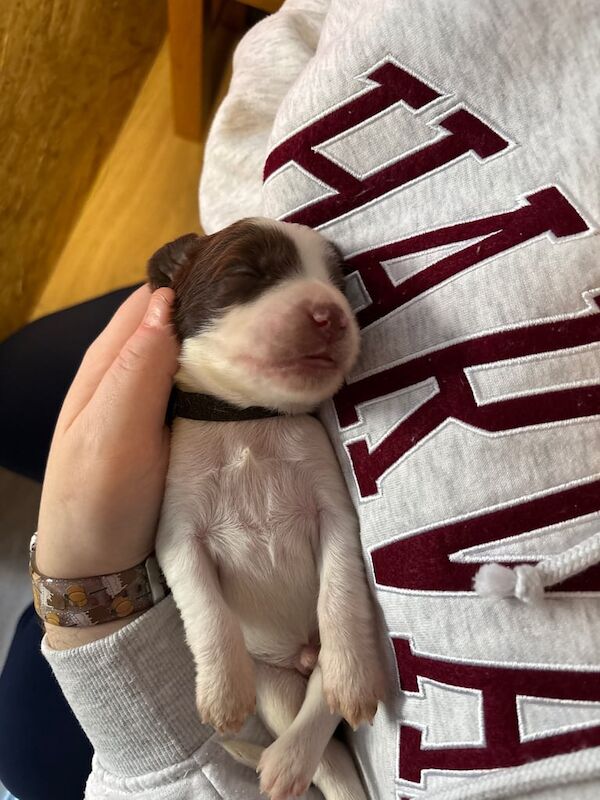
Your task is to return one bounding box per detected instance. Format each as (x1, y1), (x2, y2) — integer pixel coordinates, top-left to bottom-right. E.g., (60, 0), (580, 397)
(0, 606), (93, 799)
(0, 285), (140, 481)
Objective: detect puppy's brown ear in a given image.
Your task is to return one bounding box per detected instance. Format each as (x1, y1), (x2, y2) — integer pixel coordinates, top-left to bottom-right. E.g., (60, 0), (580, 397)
(147, 233), (200, 289)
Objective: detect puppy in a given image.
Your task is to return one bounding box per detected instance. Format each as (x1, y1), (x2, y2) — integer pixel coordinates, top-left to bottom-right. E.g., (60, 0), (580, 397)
(148, 218), (386, 800)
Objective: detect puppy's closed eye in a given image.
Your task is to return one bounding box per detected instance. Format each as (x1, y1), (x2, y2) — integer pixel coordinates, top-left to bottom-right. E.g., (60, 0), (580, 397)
(228, 264), (259, 278)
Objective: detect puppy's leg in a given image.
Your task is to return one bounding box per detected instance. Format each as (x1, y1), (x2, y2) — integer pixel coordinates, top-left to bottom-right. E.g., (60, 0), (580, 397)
(313, 466), (387, 729)
(313, 739), (369, 800)
(256, 663), (367, 800)
(157, 521), (255, 734)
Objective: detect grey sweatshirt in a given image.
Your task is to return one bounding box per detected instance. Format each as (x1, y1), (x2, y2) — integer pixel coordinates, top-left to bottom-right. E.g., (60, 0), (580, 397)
(45, 0), (600, 797)
(42, 598), (600, 799)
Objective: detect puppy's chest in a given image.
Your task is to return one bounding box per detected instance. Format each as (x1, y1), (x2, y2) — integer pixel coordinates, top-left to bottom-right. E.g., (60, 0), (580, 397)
(209, 445), (319, 561)
(170, 417), (325, 569)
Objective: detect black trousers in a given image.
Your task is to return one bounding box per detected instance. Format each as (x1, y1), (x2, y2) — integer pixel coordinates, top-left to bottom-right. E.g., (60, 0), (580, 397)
(0, 286), (139, 800)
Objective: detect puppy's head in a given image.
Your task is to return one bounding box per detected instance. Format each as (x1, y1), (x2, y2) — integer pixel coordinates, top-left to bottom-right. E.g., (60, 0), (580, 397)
(148, 218), (359, 413)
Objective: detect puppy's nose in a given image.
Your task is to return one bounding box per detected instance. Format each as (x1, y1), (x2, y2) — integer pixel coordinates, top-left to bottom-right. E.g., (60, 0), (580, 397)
(309, 304), (348, 341)
(311, 304), (348, 329)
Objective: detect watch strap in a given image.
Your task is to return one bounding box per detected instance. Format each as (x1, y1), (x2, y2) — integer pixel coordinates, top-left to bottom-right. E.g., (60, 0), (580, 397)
(30, 534), (169, 627)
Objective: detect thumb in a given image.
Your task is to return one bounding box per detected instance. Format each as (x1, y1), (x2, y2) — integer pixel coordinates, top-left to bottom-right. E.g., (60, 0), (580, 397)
(89, 289), (179, 436)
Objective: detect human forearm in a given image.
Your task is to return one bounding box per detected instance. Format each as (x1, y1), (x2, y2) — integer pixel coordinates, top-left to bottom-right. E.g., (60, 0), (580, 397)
(44, 613), (143, 650)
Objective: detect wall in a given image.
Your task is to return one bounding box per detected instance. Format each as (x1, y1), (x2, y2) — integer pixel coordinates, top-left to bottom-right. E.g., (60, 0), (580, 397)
(0, 0), (167, 340)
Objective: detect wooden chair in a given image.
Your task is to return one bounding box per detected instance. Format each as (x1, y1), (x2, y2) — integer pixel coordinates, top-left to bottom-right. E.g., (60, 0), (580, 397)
(168, 0), (283, 141)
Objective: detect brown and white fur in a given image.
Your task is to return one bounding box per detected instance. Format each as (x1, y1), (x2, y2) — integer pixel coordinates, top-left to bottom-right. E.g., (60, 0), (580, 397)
(148, 218), (386, 800)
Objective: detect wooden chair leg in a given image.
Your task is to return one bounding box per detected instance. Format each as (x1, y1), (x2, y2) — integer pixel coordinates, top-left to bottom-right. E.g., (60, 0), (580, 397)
(168, 0), (250, 142)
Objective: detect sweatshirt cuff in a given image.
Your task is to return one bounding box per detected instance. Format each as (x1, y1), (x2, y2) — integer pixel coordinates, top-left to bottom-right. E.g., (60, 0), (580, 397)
(42, 595), (210, 777)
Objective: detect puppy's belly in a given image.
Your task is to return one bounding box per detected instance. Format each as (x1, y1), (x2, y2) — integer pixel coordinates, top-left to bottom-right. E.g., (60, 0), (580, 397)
(212, 531), (320, 669)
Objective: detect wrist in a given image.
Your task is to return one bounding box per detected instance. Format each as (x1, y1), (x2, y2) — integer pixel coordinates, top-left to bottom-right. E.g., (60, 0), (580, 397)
(44, 613), (144, 650)
(30, 534), (168, 630)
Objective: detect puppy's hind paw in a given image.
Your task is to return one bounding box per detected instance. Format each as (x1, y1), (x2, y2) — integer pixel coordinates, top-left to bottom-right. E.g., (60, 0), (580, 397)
(258, 734), (315, 800)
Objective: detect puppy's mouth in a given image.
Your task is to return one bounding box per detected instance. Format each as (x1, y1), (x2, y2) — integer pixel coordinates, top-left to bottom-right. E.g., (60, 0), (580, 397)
(296, 353), (338, 370)
(238, 350), (342, 379)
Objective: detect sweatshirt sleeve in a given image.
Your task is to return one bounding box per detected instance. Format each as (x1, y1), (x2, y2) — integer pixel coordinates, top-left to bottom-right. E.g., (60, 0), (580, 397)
(41, 597), (258, 799)
(42, 595), (323, 799)
(42, 597), (314, 800)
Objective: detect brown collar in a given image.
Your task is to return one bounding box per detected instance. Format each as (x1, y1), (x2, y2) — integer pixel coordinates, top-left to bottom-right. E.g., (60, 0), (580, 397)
(172, 389), (284, 422)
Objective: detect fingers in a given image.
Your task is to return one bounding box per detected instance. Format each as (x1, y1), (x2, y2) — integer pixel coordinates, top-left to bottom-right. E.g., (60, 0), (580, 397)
(58, 286), (153, 430)
(86, 289), (179, 442)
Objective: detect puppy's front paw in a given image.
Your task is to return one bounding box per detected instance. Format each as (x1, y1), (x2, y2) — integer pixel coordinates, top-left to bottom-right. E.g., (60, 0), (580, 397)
(258, 734), (314, 800)
(321, 648), (385, 729)
(196, 652), (256, 734)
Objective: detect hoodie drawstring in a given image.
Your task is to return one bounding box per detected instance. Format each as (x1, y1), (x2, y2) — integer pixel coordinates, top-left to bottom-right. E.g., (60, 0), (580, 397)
(473, 531), (600, 603)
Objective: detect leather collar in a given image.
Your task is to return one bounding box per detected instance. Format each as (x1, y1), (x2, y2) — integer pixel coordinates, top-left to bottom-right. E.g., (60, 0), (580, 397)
(172, 389), (283, 422)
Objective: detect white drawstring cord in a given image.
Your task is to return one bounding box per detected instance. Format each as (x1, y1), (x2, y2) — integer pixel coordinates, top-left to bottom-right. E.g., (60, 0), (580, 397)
(473, 531), (600, 603)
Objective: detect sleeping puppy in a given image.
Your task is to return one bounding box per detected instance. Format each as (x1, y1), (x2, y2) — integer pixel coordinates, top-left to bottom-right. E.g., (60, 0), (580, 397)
(148, 218), (386, 800)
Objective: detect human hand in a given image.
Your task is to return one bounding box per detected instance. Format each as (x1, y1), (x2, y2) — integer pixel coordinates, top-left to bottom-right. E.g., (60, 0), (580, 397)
(36, 285), (179, 585)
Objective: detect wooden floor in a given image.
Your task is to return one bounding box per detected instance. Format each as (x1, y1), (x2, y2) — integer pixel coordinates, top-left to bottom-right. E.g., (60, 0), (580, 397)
(31, 41), (205, 320)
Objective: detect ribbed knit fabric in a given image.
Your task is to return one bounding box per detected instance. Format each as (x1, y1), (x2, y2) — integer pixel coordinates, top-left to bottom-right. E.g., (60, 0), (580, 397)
(42, 598), (206, 778)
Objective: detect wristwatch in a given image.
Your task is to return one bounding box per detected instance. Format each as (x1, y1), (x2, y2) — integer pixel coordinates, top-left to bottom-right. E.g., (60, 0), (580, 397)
(29, 533), (169, 627)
